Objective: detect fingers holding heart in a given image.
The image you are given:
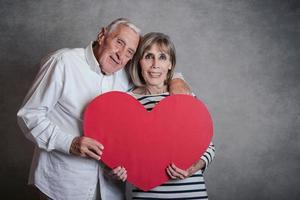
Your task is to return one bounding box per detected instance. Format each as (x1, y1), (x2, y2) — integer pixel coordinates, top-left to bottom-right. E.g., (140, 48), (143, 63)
(112, 166), (127, 182)
(166, 163), (189, 180)
(70, 136), (104, 160)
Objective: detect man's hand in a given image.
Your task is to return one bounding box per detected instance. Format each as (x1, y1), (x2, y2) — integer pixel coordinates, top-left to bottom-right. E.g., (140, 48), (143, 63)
(69, 136), (104, 160)
(169, 78), (191, 95)
(110, 166), (127, 182)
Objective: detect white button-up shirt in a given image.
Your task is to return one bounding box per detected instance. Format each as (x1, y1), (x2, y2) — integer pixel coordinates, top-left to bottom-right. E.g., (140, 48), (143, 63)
(17, 42), (131, 200)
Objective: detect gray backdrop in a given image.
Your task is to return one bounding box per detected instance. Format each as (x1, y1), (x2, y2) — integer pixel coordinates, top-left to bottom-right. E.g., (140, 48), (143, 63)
(1, 0), (299, 199)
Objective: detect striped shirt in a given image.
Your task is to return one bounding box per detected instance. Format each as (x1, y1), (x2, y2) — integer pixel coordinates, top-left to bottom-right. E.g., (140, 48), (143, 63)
(126, 92), (215, 200)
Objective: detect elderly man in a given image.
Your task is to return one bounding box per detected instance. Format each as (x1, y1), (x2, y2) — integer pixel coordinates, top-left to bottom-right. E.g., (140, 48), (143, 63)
(17, 18), (189, 200)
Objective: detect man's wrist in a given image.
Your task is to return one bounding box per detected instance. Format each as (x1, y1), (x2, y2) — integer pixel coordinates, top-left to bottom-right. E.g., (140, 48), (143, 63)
(69, 136), (80, 154)
(53, 132), (77, 154)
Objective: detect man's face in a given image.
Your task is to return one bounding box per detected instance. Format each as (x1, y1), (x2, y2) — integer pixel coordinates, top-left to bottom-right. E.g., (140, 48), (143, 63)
(94, 24), (140, 75)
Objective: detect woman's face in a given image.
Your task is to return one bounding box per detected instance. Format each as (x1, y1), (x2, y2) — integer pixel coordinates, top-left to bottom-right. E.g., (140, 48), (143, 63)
(139, 43), (172, 88)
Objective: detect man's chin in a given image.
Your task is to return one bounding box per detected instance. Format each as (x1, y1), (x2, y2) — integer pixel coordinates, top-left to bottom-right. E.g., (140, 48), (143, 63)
(101, 66), (121, 75)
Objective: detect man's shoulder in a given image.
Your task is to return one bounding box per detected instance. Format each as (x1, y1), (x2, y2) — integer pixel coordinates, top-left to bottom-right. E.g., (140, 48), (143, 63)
(47, 47), (85, 61)
(39, 47), (86, 71)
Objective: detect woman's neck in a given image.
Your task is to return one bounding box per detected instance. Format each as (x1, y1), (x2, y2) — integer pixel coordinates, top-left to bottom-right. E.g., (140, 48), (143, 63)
(143, 85), (168, 95)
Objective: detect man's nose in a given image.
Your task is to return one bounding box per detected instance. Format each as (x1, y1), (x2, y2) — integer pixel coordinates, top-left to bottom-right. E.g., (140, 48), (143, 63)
(116, 49), (126, 62)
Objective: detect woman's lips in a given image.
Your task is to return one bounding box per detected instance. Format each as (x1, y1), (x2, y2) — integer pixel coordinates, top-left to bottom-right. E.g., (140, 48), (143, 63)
(148, 72), (162, 78)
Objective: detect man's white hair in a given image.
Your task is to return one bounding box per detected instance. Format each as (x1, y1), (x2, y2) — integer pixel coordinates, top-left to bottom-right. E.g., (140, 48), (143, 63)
(106, 18), (141, 35)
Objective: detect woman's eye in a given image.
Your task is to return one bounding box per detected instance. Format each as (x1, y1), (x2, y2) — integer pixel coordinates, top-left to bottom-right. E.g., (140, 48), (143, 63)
(159, 54), (167, 60)
(145, 54), (153, 59)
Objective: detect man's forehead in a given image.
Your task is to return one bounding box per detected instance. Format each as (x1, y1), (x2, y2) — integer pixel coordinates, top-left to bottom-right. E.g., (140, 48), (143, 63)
(110, 24), (139, 51)
(110, 24), (138, 38)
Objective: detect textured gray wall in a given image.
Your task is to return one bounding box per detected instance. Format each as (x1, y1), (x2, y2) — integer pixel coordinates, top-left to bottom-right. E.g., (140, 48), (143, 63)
(1, 0), (299, 199)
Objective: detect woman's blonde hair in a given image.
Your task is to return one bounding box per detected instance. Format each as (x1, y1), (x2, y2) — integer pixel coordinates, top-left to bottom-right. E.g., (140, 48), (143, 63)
(128, 32), (176, 88)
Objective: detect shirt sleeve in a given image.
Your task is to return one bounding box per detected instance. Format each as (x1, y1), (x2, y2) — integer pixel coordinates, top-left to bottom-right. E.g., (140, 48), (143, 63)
(200, 142), (216, 172)
(17, 53), (76, 154)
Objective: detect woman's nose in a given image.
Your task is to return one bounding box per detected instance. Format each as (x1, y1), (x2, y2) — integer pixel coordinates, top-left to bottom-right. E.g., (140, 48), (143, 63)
(151, 58), (159, 68)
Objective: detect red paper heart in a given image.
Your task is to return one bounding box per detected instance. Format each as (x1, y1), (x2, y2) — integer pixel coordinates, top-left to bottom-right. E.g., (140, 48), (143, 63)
(83, 91), (213, 191)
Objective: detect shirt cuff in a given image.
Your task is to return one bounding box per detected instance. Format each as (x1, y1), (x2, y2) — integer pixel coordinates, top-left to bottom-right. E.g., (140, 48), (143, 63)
(200, 156), (209, 172)
(53, 131), (77, 154)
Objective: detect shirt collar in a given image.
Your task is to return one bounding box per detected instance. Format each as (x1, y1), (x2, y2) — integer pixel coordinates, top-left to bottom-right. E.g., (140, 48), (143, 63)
(85, 41), (102, 74)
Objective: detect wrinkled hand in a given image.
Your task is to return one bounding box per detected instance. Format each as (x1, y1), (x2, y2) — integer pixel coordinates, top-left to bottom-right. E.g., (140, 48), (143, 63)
(166, 163), (190, 180)
(169, 78), (191, 95)
(69, 136), (104, 160)
(110, 166), (127, 182)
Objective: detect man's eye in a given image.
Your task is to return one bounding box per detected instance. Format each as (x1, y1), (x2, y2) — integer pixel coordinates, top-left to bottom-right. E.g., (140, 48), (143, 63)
(117, 39), (124, 46)
(126, 51), (133, 59)
(128, 50), (134, 56)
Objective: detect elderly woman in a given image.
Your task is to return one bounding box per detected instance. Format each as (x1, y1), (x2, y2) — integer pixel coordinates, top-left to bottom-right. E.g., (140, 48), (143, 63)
(122, 32), (215, 199)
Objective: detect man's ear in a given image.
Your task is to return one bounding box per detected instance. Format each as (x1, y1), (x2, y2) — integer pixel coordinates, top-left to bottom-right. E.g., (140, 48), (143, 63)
(97, 27), (107, 45)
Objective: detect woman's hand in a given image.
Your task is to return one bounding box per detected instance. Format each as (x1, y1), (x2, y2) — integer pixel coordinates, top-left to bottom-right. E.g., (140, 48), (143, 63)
(166, 163), (190, 180)
(110, 166), (127, 182)
(166, 160), (206, 180)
